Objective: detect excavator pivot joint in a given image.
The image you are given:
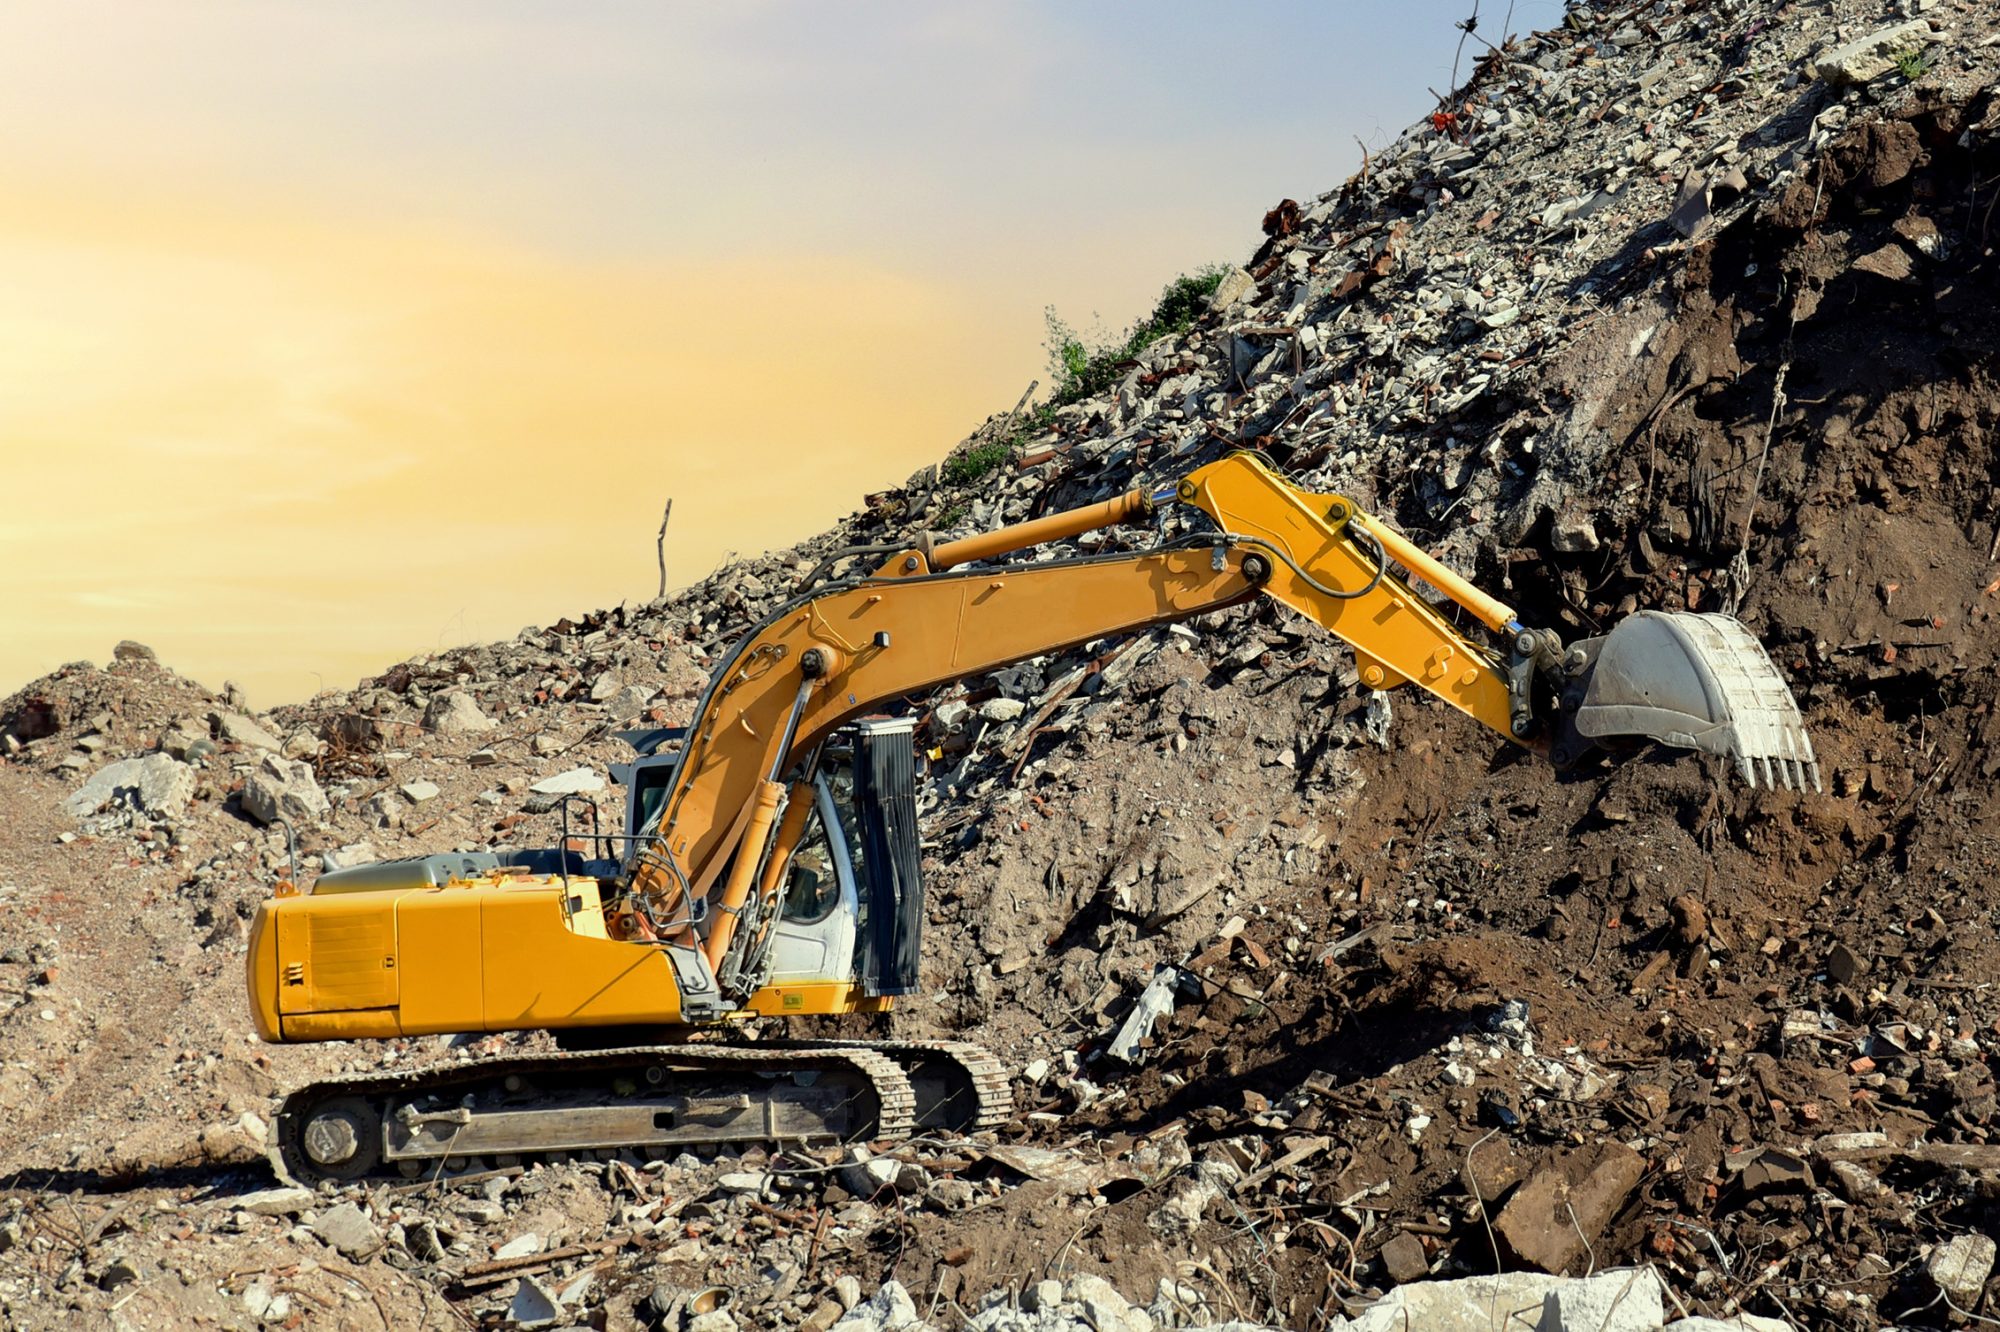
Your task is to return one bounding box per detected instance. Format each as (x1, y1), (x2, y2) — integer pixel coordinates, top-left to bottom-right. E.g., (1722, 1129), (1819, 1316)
(1241, 553), (1272, 583)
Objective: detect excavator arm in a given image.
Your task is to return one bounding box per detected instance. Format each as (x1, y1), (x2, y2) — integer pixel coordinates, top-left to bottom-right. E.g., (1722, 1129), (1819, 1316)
(630, 453), (1817, 976)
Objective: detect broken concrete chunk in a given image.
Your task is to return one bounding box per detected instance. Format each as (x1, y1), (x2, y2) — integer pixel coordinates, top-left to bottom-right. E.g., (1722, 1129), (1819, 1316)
(1207, 267), (1255, 312)
(1811, 19), (1934, 86)
(1379, 1230), (1431, 1285)
(242, 753), (331, 826)
(232, 1186), (314, 1217)
(63, 753), (195, 820)
(509, 1274), (564, 1329)
(423, 690), (499, 735)
(311, 1201), (382, 1259)
(1534, 1267), (1662, 1332)
(1927, 1233), (1996, 1312)
(211, 709), (282, 752)
(1494, 1141), (1644, 1274)
(530, 767), (605, 796)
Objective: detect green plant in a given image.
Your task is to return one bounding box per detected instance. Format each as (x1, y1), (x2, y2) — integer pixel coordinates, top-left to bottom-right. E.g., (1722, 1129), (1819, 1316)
(1043, 265), (1230, 407)
(942, 438), (1012, 486)
(1893, 47), (1930, 81)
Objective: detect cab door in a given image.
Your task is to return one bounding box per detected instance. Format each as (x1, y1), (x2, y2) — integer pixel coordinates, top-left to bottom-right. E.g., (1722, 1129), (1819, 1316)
(764, 773), (860, 983)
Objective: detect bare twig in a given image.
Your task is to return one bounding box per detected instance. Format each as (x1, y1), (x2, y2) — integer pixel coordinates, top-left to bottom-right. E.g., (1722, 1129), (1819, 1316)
(655, 498), (674, 601)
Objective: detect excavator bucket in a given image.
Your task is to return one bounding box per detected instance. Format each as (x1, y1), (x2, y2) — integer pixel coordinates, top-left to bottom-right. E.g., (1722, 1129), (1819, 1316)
(1570, 611), (1819, 792)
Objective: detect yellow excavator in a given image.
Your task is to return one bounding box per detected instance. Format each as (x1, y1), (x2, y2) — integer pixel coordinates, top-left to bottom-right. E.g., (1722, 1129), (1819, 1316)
(247, 454), (1815, 1182)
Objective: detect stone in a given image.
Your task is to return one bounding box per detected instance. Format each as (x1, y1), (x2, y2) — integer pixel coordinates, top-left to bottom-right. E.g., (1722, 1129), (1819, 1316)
(926, 1178), (976, 1210)
(509, 1275), (563, 1329)
(63, 753), (195, 820)
(322, 842), (378, 871)
(241, 754), (330, 826)
(311, 1202), (382, 1259)
(159, 717), (211, 761)
(1534, 1268), (1662, 1332)
(1068, 1274), (1148, 1332)
(1927, 1233), (1996, 1311)
(833, 1281), (924, 1331)
(1025, 1279), (1064, 1313)
(716, 1171), (774, 1196)
(404, 1216), (447, 1262)
(1811, 19), (1933, 86)
(530, 767), (605, 796)
(424, 690), (498, 735)
(932, 700), (972, 731)
(112, 640), (157, 664)
(603, 684), (657, 719)
(1340, 1273), (1569, 1332)
(401, 779), (441, 803)
(1494, 1141), (1645, 1274)
(1664, 1318), (1790, 1332)
(1826, 942), (1866, 984)
(686, 1313), (739, 1332)
(1379, 1230), (1431, 1284)
(233, 1186), (314, 1217)
(835, 1276), (865, 1311)
(494, 1232), (542, 1260)
(588, 673), (623, 703)
(978, 698), (1026, 722)
(211, 710), (282, 752)
(1208, 267), (1256, 311)
(1549, 506), (1599, 553)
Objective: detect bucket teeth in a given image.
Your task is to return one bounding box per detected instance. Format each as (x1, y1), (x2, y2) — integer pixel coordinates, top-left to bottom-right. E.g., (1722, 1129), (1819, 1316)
(1574, 611), (1818, 793)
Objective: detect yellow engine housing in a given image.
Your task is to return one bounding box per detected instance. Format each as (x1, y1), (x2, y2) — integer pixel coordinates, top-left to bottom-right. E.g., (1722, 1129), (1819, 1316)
(246, 872), (887, 1043)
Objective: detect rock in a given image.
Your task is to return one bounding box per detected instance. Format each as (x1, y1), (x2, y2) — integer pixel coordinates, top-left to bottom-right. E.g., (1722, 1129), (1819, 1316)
(1339, 1273), (1568, 1332)
(833, 1281), (926, 1331)
(211, 710), (282, 752)
(1927, 1233), (1996, 1311)
(1729, 1144), (1813, 1195)
(840, 1148), (927, 1197)
(1826, 941), (1867, 985)
(978, 698), (1026, 722)
(1534, 1268), (1662, 1332)
(424, 691), (498, 735)
(1380, 1230), (1431, 1284)
(835, 1276), (865, 1311)
(361, 792), (403, 828)
(530, 767), (605, 796)
(588, 674), (623, 703)
(401, 779), (441, 803)
(1208, 267), (1256, 311)
(933, 700), (972, 731)
(233, 1186), (314, 1217)
(1664, 1317), (1790, 1332)
(494, 1232), (543, 1260)
(1024, 1279), (1064, 1313)
(159, 717), (210, 760)
(509, 1275), (563, 1329)
(1811, 19), (1933, 86)
(716, 1171), (774, 1196)
(198, 1117), (265, 1164)
(1549, 505), (1599, 553)
(926, 1178), (976, 1210)
(1068, 1274), (1149, 1332)
(404, 1216), (447, 1262)
(312, 1202), (382, 1259)
(241, 754), (330, 825)
(63, 753), (195, 820)
(686, 1313), (739, 1332)
(1494, 1142), (1644, 1274)
(322, 842), (378, 871)
(112, 640), (158, 664)
(604, 683), (657, 719)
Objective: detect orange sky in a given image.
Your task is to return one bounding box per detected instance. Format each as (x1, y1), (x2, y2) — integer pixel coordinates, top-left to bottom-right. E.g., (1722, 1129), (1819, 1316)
(0, 2), (1473, 705)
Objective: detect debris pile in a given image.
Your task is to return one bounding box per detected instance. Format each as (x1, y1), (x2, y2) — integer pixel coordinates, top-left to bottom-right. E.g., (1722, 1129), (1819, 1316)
(5, 0), (2000, 1327)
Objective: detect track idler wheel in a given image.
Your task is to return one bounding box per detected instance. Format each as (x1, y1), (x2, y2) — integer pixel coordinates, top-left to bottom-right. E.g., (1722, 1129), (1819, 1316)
(290, 1094), (383, 1182)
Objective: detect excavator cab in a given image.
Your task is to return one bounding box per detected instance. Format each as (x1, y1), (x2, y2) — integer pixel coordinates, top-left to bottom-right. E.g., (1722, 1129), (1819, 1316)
(613, 716), (925, 1000)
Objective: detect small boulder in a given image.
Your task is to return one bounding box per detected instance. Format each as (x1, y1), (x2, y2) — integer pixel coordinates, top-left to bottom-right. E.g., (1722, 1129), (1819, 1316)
(312, 1201), (382, 1259)
(64, 753), (195, 821)
(211, 710), (282, 752)
(234, 1186), (314, 1217)
(241, 754), (330, 826)
(424, 691), (499, 735)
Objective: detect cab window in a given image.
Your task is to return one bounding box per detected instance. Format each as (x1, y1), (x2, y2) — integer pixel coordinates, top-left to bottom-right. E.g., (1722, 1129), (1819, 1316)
(781, 792), (843, 923)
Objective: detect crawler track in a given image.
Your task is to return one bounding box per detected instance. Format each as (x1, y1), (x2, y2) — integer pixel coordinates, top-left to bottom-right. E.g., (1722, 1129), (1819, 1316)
(271, 1039), (1010, 1186)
